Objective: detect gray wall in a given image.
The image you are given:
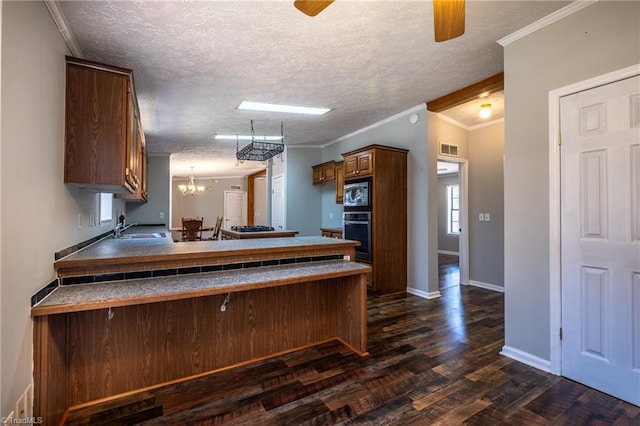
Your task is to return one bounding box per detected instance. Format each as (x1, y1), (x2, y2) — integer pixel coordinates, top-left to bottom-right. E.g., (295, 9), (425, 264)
(0, 1), (124, 414)
(504, 1), (640, 360)
(322, 106), (436, 295)
(171, 176), (247, 228)
(437, 173), (460, 253)
(283, 147), (323, 236)
(469, 122), (504, 288)
(126, 155), (170, 226)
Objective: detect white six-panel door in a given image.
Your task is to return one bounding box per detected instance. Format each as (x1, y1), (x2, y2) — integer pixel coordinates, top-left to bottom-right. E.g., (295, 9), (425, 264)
(560, 75), (640, 405)
(223, 190), (247, 229)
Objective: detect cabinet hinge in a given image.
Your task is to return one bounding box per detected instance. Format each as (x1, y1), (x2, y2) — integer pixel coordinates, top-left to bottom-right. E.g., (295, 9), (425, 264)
(559, 327), (563, 340)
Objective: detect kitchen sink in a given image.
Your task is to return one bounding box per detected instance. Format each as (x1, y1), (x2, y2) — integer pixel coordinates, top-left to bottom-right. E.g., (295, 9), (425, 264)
(119, 232), (166, 239)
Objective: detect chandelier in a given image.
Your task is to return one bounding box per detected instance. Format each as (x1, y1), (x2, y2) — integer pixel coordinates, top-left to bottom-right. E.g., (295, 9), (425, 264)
(178, 167), (205, 196)
(236, 120), (284, 163)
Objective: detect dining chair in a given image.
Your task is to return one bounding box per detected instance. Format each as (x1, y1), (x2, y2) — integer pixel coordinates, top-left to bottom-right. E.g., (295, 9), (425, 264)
(182, 219), (203, 241)
(209, 216), (223, 240)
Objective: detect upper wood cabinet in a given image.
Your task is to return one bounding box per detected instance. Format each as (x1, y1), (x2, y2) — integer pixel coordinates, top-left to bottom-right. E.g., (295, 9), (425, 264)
(335, 161), (344, 203)
(312, 161), (336, 185)
(64, 57), (142, 194)
(343, 149), (373, 178)
(116, 130), (148, 203)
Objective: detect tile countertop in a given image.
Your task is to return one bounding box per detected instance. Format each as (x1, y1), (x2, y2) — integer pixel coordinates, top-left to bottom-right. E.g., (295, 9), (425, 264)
(33, 260), (371, 316)
(56, 226), (358, 264)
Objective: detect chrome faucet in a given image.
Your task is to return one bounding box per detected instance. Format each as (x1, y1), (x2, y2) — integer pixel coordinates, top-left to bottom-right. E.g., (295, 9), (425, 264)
(114, 223), (125, 238)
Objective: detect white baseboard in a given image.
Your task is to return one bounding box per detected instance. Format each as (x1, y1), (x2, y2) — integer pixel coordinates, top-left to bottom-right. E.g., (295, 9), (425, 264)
(469, 280), (504, 293)
(437, 250), (459, 256)
(407, 287), (441, 300)
(500, 345), (552, 373)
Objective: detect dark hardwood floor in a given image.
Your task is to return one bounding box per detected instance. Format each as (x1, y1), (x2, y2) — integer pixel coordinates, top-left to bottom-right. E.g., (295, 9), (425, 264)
(438, 253), (460, 290)
(64, 257), (640, 425)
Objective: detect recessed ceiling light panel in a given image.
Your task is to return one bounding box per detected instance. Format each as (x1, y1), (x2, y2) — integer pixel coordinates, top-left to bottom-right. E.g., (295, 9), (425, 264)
(238, 101), (330, 116)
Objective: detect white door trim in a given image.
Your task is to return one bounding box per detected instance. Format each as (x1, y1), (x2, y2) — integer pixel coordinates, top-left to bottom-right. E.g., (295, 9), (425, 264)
(548, 63), (640, 375)
(437, 156), (469, 285)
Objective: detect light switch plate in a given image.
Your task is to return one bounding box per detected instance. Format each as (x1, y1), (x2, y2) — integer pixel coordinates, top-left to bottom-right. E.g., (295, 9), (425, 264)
(479, 213), (484, 221)
(485, 213), (491, 221)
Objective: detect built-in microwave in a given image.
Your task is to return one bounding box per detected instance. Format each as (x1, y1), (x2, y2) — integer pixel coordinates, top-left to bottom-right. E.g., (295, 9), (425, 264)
(343, 177), (371, 210)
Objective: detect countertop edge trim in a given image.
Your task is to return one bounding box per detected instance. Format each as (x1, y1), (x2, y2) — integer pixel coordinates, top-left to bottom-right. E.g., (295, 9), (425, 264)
(32, 262), (371, 317)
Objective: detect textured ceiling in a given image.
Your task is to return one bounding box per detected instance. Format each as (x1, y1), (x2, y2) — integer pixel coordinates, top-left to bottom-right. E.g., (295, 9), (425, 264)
(56, 0), (570, 178)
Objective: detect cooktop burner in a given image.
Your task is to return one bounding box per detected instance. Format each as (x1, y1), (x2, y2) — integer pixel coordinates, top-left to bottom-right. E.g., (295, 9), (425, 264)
(231, 225), (275, 233)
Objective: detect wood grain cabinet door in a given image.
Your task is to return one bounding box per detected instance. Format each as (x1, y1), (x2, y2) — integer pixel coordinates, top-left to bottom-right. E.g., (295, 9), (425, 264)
(312, 161), (336, 184)
(64, 57), (142, 194)
(355, 151), (374, 176)
(344, 151), (373, 178)
(65, 64), (128, 189)
(335, 161), (344, 203)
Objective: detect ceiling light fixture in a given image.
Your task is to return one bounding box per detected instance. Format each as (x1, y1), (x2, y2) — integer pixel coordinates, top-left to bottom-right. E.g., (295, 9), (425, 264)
(236, 120), (285, 164)
(479, 103), (492, 119)
(178, 167), (206, 196)
(238, 101), (330, 116)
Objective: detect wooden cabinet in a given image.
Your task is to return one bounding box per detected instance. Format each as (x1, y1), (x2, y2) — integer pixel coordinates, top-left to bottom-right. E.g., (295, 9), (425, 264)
(343, 149), (373, 178)
(321, 228), (343, 239)
(116, 142), (148, 203)
(312, 161), (336, 184)
(335, 161), (345, 203)
(116, 115), (147, 202)
(313, 160), (345, 204)
(342, 145), (408, 295)
(64, 57), (142, 194)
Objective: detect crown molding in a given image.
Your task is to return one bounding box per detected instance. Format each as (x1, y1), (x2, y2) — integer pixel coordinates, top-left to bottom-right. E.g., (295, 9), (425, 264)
(497, 0), (598, 47)
(324, 103), (427, 147)
(436, 113), (470, 131)
(469, 117), (504, 131)
(45, 1), (84, 58)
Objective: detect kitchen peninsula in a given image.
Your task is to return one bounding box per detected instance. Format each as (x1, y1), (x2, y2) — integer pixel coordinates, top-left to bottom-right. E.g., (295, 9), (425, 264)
(33, 228), (369, 424)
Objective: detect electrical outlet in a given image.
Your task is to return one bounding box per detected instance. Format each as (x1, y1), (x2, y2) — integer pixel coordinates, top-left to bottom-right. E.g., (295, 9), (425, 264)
(343, 255), (350, 261)
(159, 212), (165, 219)
(329, 212), (333, 220)
(485, 213), (491, 222)
(479, 213), (485, 222)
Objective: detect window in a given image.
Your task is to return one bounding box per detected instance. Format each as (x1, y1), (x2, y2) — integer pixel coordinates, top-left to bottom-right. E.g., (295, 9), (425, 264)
(447, 184), (459, 235)
(99, 193), (113, 225)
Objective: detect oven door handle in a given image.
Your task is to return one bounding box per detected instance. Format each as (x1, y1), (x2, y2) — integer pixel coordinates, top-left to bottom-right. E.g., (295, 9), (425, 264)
(344, 220), (369, 225)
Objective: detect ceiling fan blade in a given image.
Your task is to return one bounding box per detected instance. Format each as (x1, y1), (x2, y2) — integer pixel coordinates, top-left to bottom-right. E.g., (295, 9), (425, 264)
(294, 0), (335, 17)
(433, 0), (465, 42)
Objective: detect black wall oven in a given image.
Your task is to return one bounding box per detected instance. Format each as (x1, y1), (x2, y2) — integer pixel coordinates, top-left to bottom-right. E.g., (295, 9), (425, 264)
(343, 211), (372, 263)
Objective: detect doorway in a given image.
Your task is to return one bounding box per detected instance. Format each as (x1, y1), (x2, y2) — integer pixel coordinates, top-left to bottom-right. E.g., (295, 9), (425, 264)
(437, 157), (469, 287)
(549, 65), (639, 405)
(223, 190), (247, 229)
